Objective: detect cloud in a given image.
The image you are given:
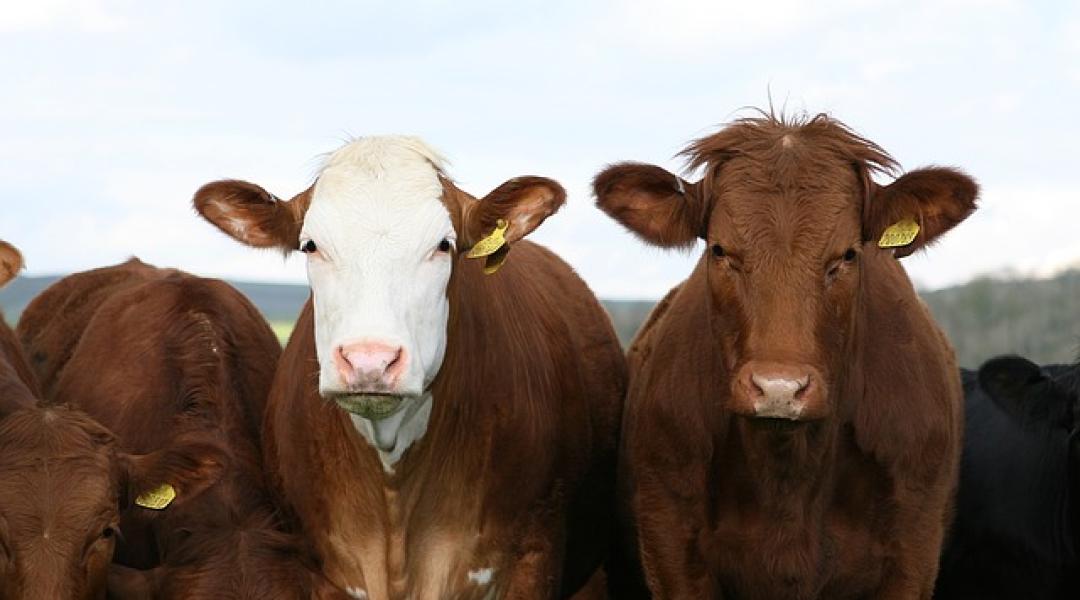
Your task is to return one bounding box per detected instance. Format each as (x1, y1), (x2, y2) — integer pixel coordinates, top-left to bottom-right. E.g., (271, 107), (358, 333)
(1, 1), (1078, 300)
(0, 0), (128, 33)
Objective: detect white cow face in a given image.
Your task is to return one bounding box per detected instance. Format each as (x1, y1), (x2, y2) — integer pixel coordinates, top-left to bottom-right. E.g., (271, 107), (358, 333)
(193, 136), (565, 450)
(299, 139), (454, 409)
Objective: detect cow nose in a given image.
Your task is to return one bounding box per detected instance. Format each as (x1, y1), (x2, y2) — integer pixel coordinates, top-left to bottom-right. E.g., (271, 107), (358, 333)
(333, 342), (405, 391)
(731, 360), (825, 420)
(750, 373), (810, 406)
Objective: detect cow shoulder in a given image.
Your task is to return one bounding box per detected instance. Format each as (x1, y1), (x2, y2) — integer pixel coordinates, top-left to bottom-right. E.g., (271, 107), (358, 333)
(622, 265), (716, 468)
(852, 250), (962, 480)
(627, 281), (685, 375)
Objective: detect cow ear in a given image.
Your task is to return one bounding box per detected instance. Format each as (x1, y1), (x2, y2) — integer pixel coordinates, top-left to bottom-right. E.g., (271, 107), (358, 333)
(0, 241), (24, 288)
(593, 162), (705, 249)
(978, 356), (1071, 428)
(193, 180), (312, 253)
(459, 176), (566, 250)
(121, 438), (228, 511)
(864, 167), (977, 258)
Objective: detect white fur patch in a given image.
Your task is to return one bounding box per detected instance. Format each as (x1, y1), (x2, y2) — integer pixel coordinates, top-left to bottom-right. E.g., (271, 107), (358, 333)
(350, 391), (434, 473)
(303, 136), (455, 402)
(467, 567), (494, 586)
(345, 587), (367, 599)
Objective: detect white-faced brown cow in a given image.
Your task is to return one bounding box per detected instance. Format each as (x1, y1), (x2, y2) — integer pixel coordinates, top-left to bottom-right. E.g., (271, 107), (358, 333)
(594, 113), (976, 599)
(193, 136), (626, 599)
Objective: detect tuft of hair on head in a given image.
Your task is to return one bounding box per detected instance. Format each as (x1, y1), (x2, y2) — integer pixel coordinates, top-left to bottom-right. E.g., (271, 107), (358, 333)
(678, 109), (900, 182)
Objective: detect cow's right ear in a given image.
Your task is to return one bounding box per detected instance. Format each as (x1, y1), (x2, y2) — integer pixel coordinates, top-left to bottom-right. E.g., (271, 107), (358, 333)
(979, 356), (1072, 429)
(193, 180), (312, 253)
(120, 438), (228, 511)
(0, 241), (24, 288)
(593, 162), (706, 249)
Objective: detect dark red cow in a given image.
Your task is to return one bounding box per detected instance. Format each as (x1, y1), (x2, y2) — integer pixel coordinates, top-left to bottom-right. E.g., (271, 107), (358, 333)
(1, 244), (222, 600)
(17, 259), (348, 599)
(595, 112), (976, 599)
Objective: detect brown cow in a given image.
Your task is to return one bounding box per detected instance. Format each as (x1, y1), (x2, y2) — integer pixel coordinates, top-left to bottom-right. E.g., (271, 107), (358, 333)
(594, 112), (975, 599)
(192, 136), (626, 599)
(17, 260), (349, 599)
(0, 243), (225, 599)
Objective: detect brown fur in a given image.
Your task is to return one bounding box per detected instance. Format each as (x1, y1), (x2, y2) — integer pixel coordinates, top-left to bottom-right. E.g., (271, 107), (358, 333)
(17, 260), (348, 599)
(595, 112), (975, 599)
(192, 168), (625, 599)
(0, 399), (231, 598)
(0, 405), (124, 600)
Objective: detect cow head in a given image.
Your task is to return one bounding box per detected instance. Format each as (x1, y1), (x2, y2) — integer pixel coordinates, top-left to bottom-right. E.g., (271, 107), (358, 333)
(595, 113), (977, 421)
(193, 136), (564, 456)
(0, 405), (226, 600)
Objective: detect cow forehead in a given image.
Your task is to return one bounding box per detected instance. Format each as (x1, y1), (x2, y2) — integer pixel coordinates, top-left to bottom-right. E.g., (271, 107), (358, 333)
(0, 465), (114, 534)
(312, 136), (448, 215)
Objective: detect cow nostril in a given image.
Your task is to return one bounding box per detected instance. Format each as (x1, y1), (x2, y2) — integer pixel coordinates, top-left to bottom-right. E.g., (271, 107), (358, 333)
(794, 376), (811, 399)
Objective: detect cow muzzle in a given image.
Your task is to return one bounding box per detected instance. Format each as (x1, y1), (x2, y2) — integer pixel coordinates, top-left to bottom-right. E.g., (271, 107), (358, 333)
(730, 361), (829, 421)
(333, 393), (407, 420)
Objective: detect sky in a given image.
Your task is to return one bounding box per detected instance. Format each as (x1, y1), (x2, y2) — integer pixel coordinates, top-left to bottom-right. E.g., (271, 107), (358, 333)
(2, 0), (1078, 299)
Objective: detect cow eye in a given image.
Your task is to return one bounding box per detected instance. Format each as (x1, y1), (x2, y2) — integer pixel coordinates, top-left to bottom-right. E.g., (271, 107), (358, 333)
(843, 247), (858, 262)
(711, 244), (725, 258)
(437, 238), (453, 253)
(299, 239), (317, 254)
(101, 526), (115, 540)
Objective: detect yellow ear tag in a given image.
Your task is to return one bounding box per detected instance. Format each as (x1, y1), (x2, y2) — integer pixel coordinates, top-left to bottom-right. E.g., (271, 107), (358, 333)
(466, 219), (509, 259)
(135, 483), (176, 510)
(878, 219), (920, 248)
(482, 245), (510, 275)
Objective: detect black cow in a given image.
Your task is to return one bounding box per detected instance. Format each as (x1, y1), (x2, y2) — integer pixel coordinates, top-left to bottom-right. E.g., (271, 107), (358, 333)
(936, 355), (1079, 599)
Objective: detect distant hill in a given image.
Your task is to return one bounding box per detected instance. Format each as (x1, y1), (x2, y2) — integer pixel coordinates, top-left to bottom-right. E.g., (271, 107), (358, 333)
(3, 270), (1078, 369)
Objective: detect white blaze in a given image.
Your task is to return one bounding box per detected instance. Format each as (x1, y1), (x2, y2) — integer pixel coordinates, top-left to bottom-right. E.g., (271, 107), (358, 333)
(300, 136), (453, 463)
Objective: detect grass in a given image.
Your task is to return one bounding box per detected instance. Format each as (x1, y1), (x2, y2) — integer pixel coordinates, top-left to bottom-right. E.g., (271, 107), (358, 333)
(270, 320), (295, 345)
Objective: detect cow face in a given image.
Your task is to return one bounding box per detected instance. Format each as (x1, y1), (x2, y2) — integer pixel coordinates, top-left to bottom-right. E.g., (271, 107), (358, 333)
(0, 406), (226, 600)
(194, 137), (563, 451)
(595, 115), (977, 421)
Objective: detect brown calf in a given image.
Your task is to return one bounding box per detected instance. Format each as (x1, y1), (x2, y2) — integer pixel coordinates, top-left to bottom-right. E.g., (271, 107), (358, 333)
(192, 136), (626, 599)
(17, 260), (348, 599)
(595, 113), (975, 599)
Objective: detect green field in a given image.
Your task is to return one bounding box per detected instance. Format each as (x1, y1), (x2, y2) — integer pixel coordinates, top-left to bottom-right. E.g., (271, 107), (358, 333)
(270, 321), (294, 345)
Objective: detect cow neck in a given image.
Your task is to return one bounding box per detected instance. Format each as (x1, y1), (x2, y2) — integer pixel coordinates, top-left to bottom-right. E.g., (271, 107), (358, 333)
(726, 416), (842, 516)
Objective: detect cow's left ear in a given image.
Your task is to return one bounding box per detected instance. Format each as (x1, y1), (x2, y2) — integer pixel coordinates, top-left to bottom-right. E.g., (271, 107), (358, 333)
(120, 438), (228, 511)
(460, 176), (566, 250)
(863, 167), (978, 258)
(0, 241), (24, 288)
